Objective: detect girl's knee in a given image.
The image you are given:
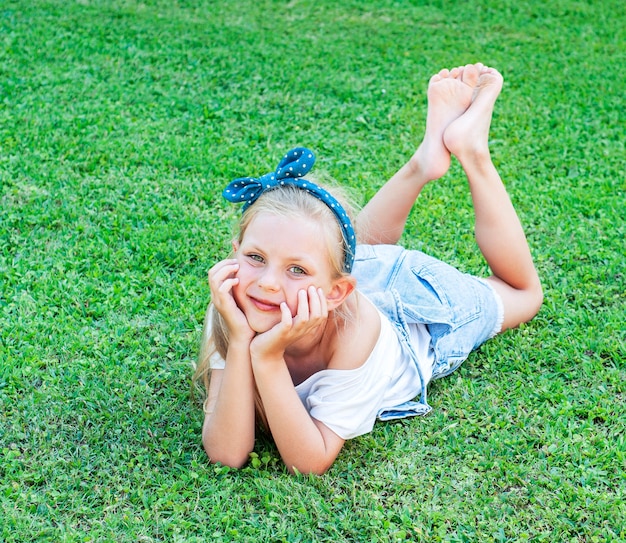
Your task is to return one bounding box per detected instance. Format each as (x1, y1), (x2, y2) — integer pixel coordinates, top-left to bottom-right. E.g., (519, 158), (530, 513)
(488, 277), (543, 331)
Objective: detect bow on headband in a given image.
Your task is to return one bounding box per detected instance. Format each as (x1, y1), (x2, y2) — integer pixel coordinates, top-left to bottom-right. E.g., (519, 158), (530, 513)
(223, 147), (356, 273)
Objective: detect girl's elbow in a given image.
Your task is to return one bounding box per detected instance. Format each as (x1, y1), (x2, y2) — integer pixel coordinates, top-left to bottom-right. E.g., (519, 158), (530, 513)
(205, 448), (251, 469)
(527, 281), (544, 321)
(308, 463), (332, 476)
(285, 456), (336, 476)
(203, 438), (252, 469)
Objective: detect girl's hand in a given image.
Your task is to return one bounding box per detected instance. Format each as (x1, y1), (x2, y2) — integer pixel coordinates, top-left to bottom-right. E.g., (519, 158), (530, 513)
(208, 259), (254, 343)
(250, 285), (328, 362)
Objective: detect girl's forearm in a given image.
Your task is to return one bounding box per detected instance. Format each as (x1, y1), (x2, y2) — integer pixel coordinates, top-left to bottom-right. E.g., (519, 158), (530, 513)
(252, 359), (344, 475)
(202, 342), (256, 468)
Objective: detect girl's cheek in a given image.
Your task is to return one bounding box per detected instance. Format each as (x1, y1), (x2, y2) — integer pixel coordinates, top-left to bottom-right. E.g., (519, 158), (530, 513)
(231, 277), (246, 304)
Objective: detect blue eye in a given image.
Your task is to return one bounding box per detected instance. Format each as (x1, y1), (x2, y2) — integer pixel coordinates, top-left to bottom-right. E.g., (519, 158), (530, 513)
(247, 254), (264, 263)
(289, 266), (306, 275)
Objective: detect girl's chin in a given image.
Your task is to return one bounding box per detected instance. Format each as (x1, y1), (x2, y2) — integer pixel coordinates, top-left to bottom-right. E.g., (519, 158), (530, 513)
(244, 303), (294, 333)
(246, 315), (281, 334)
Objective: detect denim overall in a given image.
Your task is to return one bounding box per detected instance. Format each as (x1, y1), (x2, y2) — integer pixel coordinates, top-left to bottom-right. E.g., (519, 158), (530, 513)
(352, 244), (502, 420)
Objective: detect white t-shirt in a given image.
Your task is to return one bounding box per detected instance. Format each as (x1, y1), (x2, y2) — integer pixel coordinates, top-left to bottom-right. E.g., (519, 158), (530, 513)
(208, 304), (434, 440)
(295, 307), (433, 439)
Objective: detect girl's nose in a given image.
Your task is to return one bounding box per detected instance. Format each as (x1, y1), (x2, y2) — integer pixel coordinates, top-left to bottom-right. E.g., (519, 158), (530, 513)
(257, 267), (280, 291)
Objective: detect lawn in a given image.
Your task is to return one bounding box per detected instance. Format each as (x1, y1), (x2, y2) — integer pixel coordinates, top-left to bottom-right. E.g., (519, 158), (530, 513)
(1, 0), (624, 541)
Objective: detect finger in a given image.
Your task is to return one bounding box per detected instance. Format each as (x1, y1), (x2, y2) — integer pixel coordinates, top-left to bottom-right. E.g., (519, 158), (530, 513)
(296, 289), (310, 321)
(208, 259), (238, 280)
(307, 285), (322, 317)
(208, 258), (235, 277)
(217, 276), (239, 293)
(210, 275), (238, 298)
(280, 302), (293, 328)
(209, 262), (239, 287)
(317, 287), (328, 317)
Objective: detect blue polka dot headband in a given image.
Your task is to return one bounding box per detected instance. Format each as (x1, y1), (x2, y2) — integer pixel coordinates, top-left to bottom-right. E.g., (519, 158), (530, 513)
(223, 147), (356, 273)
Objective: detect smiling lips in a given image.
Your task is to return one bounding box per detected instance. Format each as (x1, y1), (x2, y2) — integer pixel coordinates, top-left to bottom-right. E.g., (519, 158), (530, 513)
(249, 296), (281, 312)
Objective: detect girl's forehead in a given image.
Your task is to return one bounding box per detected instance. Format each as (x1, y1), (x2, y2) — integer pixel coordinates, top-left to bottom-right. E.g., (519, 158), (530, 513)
(242, 212), (330, 253)
(245, 211), (318, 233)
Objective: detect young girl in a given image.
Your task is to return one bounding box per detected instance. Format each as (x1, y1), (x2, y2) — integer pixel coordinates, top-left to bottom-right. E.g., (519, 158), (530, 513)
(194, 63), (543, 475)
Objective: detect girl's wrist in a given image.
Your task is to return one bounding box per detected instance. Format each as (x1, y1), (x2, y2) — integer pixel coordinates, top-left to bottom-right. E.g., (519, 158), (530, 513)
(228, 334), (254, 350)
(250, 349), (285, 369)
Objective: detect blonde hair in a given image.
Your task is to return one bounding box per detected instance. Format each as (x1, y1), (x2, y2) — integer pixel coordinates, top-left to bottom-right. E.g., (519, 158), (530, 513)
(192, 179), (359, 428)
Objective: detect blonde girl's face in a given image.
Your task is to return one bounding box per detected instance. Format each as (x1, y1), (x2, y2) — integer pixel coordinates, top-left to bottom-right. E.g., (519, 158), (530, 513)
(232, 212), (339, 333)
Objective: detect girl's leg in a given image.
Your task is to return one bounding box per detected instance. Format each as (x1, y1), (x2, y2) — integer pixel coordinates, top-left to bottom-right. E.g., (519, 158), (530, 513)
(443, 67), (543, 331)
(357, 64), (483, 244)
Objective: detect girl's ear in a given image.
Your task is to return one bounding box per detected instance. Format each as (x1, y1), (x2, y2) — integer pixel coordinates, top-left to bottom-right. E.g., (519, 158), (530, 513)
(326, 275), (357, 311)
(231, 239), (240, 253)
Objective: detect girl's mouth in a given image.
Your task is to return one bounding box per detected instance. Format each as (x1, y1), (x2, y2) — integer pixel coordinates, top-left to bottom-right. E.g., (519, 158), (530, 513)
(249, 296), (281, 312)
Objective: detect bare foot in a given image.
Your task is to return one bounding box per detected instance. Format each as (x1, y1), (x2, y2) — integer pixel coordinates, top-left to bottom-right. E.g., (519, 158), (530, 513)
(411, 63), (483, 181)
(443, 66), (504, 162)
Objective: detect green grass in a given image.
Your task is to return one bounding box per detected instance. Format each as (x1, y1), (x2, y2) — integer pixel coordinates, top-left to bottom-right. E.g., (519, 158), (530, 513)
(1, 0), (624, 541)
